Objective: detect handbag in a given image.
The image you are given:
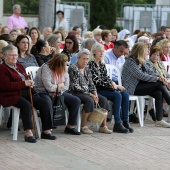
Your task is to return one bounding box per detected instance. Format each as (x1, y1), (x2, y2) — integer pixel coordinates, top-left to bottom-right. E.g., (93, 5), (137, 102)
(87, 104), (108, 124)
(52, 71), (66, 126)
(53, 88), (66, 126)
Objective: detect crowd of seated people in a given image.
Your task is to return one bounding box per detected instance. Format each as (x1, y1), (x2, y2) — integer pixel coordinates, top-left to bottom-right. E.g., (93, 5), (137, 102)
(2, 4), (170, 144)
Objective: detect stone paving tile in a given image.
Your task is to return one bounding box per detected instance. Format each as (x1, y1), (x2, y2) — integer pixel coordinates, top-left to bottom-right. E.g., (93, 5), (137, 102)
(1, 120), (170, 170)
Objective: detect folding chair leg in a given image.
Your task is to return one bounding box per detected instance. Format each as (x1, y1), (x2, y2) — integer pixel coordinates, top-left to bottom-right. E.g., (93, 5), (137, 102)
(33, 109), (41, 138)
(77, 107), (81, 132)
(130, 100), (135, 113)
(11, 107), (20, 140)
(0, 106), (3, 126)
(138, 97), (145, 127)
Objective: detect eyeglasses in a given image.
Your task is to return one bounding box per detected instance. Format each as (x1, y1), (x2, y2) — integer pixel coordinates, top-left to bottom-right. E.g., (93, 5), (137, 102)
(8, 54), (18, 57)
(66, 41), (73, 44)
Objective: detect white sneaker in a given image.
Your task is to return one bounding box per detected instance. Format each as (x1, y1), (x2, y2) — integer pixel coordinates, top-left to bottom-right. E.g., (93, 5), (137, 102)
(99, 126), (112, 134)
(155, 120), (170, 128)
(81, 126), (93, 134)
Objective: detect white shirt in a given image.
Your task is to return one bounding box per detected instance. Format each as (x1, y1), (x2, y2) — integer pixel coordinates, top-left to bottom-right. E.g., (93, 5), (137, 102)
(104, 50), (125, 82)
(55, 18), (68, 32)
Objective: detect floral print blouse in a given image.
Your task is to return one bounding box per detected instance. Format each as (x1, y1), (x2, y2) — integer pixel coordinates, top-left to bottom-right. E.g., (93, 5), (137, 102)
(68, 63), (96, 95)
(88, 60), (112, 89)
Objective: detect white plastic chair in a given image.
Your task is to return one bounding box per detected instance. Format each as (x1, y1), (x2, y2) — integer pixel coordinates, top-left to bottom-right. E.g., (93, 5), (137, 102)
(105, 64), (154, 127)
(25, 66), (40, 81)
(162, 61), (170, 75)
(0, 105), (3, 126)
(25, 66), (43, 136)
(8, 106), (41, 140)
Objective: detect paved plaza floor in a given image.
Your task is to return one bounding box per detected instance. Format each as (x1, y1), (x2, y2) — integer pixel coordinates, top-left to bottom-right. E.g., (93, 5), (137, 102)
(0, 120), (170, 170)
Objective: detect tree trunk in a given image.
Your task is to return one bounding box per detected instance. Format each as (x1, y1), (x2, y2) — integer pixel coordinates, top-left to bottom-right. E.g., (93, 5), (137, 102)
(39, 0), (54, 32)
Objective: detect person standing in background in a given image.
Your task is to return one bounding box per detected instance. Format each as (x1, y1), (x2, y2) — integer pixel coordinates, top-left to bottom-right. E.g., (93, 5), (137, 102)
(55, 10), (68, 32)
(7, 4), (27, 32)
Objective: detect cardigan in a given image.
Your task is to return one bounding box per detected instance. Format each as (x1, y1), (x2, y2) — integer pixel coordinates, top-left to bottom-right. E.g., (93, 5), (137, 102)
(122, 58), (159, 95)
(0, 63), (27, 107)
(88, 60), (112, 89)
(145, 59), (170, 79)
(68, 63), (96, 95)
(34, 63), (69, 95)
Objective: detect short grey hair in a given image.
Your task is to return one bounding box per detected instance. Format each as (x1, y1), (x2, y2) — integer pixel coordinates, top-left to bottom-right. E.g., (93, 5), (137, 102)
(47, 34), (60, 46)
(77, 48), (90, 58)
(13, 4), (20, 11)
(82, 38), (96, 48)
(58, 26), (66, 32)
(2, 45), (18, 56)
(138, 36), (149, 42)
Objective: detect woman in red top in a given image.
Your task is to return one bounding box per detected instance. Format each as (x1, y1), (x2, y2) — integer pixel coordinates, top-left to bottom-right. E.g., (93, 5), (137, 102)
(101, 30), (114, 51)
(157, 39), (170, 61)
(0, 45), (56, 143)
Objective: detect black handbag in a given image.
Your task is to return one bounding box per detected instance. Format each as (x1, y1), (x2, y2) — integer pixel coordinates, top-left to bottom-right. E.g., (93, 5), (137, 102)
(53, 88), (66, 126)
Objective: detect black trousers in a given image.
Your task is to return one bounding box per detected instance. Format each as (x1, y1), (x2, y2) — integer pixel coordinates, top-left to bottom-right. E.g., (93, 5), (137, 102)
(72, 93), (110, 113)
(14, 88), (52, 131)
(39, 92), (81, 126)
(134, 81), (170, 121)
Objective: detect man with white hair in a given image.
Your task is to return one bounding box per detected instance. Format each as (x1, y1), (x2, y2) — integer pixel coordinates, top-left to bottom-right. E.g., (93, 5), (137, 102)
(7, 4), (27, 32)
(42, 27), (52, 40)
(138, 36), (151, 59)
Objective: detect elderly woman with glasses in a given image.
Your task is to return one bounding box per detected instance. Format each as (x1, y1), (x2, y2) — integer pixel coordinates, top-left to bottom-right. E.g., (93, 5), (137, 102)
(0, 45), (56, 143)
(68, 49), (112, 134)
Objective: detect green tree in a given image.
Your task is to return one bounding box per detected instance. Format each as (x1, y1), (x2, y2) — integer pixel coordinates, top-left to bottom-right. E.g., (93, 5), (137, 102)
(61, 0), (155, 30)
(90, 0), (116, 30)
(4, 0), (39, 15)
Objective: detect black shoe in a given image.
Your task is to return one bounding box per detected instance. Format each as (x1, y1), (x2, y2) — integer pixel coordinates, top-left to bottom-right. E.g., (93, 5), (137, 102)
(149, 109), (156, 121)
(24, 136), (37, 143)
(64, 127), (81, 135)
(113, 123), (129, 133)
(129, 113), (139, 123)
(41, 132), (57, 140)
(123, 121), (134, 133)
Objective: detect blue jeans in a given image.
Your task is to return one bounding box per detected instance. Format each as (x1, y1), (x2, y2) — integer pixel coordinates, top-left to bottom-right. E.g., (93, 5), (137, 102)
(97, 90), (129, 123)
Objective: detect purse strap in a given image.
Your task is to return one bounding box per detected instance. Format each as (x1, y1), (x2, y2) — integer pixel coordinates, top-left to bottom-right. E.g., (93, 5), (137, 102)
(95, 103), (101, 108)
(53, 71), (59, 95)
